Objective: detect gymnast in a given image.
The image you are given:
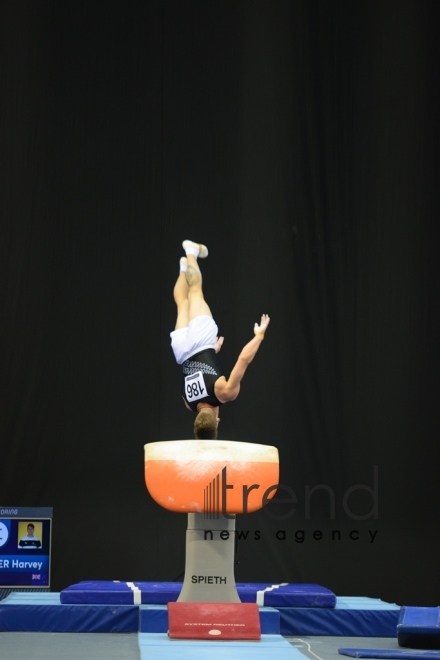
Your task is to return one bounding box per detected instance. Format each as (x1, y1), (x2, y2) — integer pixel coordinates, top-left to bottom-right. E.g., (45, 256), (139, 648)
(170, 240), (270, 439)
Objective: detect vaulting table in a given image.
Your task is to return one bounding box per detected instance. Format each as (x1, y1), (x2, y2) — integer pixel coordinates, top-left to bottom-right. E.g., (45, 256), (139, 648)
(144, 439), (279, 604)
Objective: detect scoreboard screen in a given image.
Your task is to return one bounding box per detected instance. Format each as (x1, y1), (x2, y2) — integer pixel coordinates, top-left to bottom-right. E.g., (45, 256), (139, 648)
(0, 507), (53, 588)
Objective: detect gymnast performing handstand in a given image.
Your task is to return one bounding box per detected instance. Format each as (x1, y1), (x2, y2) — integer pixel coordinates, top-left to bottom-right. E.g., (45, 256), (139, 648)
(171, 239), (270, 439)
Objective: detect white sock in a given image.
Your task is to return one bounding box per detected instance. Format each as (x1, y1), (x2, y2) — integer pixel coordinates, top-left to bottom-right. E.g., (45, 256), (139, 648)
(182, 240), (208, 258)
(182, 240), (200, 258)
(180, 257), (187, 272)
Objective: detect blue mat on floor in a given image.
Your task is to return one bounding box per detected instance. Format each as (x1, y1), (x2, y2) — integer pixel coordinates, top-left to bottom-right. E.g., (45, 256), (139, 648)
(0, 592), (277, 634)
(0, 592), (138, 632)
(0, 591), (400, 636)
(397, 608), (440, 650)
(60, 581), (336, 607)
(278, 597), (400, 637)
(339, 649), (440, 659)
(138, 633), (303, 659)
(130, 596), (400, 637)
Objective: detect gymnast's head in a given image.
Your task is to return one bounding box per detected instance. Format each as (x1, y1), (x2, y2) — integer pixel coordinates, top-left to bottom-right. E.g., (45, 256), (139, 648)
(194, 407), (219, 439)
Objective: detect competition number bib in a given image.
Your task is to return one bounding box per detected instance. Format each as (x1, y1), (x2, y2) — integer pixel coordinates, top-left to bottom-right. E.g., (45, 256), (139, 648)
(185, 371), (207, 403)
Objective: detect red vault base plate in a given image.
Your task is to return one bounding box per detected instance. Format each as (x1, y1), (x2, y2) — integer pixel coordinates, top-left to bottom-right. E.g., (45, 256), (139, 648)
(167, 602), (261, 640)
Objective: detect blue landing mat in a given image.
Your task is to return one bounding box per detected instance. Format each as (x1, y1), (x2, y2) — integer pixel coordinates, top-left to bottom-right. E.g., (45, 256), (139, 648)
(138, 633), (303, 659)
(60, 581), (336, 607)
(278, 597), (400, 637)
(0, 593), (276, 634)
(339, 649), (440, 659)
(140, 597), (400, 637)
(0, 592), (400, 637)
(397, 608), (440, 650)
(0, 593), (138, 632)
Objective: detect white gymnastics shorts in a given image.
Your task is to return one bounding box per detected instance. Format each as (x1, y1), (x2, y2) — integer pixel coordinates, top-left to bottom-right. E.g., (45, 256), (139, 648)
(170, 315), (218, 364)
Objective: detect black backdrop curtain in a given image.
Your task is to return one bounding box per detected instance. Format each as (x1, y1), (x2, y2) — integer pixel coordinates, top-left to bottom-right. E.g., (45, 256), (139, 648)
(1, 0), (439, 605)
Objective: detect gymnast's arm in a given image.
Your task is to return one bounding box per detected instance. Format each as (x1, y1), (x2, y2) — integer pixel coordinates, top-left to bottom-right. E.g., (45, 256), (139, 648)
(182, 396), (192, 410)
(215, 314), (270, 403)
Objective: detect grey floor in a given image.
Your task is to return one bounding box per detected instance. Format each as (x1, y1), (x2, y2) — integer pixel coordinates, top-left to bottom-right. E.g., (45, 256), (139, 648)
(0, 634), (403, 660)
(0, 632), (140, 659)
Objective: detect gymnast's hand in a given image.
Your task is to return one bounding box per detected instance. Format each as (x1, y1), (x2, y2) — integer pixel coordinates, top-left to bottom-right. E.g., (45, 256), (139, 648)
(214, 336), (224, 353)
(254, 314), (270, 337)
